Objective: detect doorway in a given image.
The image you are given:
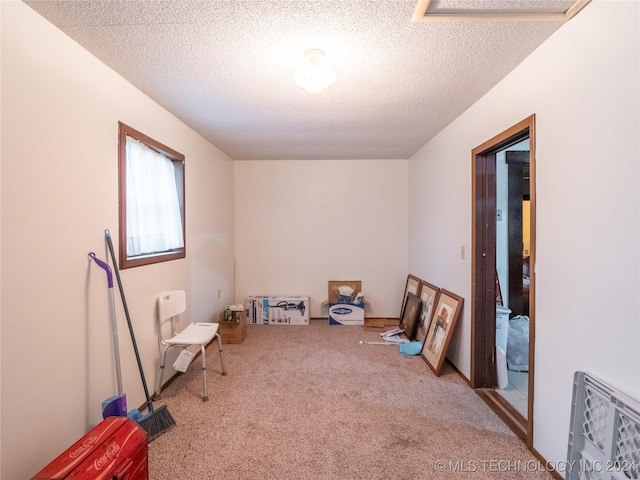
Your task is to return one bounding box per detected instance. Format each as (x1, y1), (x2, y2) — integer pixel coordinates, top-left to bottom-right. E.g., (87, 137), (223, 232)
(470, 115), (536, 448)
(495, 143), (530, 419)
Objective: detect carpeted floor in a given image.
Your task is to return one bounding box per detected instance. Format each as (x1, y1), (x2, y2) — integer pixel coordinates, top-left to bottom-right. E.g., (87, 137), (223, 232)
(147, 321), (554, 479)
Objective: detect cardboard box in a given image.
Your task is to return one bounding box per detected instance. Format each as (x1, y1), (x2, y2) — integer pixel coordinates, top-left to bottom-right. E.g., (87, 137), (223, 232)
(259, 297), (268, 324)
(243, 296), (310, 325)
(364, 318), (399, 328)
(266, 296), (309, 325)
(362, 317), (400, 332)
(329, 303), (365, 325)
(328, 280), (361, 304)
(244, 296), (256, 324)
(327, 281), (365, 325)
(243, 296), (266, 324)
(218, 310), (247, 344)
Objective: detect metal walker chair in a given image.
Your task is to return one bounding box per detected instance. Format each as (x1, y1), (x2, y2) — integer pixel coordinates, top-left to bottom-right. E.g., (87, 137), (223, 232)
(153, 290), (227, 402)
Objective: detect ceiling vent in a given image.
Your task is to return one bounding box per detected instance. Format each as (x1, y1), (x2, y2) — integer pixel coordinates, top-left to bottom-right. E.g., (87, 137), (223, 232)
(412, 0), (592, 22)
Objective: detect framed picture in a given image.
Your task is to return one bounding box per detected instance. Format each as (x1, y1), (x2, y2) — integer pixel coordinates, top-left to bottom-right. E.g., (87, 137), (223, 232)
(421, 289), (464, 376)
(414, 281), (440, 342)
(399, 274), (421, 321)
(399, 292), (421, 339)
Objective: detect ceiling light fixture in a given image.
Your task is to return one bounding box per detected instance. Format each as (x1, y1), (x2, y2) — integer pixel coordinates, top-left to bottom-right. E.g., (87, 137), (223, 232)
(293, 49), (336, 94)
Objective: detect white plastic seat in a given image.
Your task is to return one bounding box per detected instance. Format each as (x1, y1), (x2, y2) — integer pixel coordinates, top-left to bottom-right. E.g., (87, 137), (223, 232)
(154, 290), (227, 402)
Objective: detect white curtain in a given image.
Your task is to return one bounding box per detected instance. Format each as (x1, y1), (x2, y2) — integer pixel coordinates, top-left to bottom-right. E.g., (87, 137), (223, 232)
(126, 136), (184, 257)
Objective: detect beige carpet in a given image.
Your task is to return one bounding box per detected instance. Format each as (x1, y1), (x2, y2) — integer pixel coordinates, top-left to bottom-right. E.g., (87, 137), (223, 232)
(148, 321), (554, 479)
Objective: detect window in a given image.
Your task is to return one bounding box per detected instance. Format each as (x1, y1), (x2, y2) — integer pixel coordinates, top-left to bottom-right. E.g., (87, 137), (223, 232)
(118, 122), (185, 269)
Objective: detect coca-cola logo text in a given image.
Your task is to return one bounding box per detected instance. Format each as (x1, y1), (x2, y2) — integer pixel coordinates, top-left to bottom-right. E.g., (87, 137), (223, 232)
(68, 436), (99, 459)
(93, 441), (121, 470)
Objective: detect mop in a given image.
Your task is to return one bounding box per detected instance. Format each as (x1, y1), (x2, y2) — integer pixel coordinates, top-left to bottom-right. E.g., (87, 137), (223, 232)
(88, 252), (127, 418)
(104, 230), (175, 442)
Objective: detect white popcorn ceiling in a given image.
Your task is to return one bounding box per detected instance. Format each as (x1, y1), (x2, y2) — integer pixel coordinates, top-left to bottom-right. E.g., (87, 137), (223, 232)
(23, 0), (582, 160)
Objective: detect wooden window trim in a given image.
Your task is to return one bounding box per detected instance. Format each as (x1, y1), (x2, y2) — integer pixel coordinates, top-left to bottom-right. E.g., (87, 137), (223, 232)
(118, 122), (186, 269)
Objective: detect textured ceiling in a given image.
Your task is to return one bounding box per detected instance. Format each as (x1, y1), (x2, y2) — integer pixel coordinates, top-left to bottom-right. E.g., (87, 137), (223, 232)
(23, 1), (579, 160)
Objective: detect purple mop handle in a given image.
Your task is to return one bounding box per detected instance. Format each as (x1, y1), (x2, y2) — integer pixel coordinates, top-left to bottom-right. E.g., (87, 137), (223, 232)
(89, 251), (125, 402)
(88, 252), (113, 288)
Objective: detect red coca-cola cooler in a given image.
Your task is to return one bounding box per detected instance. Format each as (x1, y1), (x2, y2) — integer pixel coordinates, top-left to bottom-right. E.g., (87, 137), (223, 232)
(32, 416), (148, 480)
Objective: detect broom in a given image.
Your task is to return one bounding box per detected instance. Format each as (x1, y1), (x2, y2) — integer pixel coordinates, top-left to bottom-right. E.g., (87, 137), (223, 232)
(104, 229), (176, 441)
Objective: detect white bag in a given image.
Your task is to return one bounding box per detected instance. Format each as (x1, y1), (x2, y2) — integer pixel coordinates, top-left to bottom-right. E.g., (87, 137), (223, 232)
(507, 315), (529, 372)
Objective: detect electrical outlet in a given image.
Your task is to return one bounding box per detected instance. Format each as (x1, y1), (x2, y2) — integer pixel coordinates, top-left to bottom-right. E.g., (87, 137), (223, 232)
(461, 245), (465, 259)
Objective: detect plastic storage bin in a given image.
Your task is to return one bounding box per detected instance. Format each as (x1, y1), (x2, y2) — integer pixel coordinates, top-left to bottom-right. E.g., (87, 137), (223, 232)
(566, 371), (640, 480)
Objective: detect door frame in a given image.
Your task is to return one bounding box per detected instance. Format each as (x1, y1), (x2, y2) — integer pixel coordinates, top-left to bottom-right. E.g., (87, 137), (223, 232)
(470, 115), (536, 448)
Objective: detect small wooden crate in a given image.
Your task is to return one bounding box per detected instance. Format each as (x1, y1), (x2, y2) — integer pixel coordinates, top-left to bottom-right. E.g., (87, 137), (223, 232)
(218, 310), (247, 344)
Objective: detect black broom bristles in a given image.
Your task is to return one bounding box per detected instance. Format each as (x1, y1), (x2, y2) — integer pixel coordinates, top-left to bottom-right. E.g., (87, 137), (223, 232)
(139, 404), (176, 442)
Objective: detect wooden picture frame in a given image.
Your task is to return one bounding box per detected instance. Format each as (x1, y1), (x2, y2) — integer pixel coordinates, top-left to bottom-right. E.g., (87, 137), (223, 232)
(414, 281), (440, 342)
(420, 289), (464, 376)
(399, 292), (421, 339)
(399, 274), (421, 322)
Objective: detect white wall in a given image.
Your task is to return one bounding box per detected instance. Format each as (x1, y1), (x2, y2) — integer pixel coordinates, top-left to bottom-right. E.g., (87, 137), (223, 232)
(1, 2), (235, 478)
(408, 0), (639, 470)
(235, 160), (408, 318)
